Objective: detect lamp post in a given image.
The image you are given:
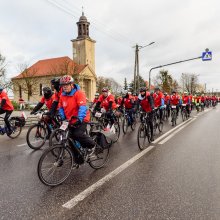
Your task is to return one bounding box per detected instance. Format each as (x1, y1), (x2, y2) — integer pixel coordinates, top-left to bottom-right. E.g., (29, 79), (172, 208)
(133, 42), (155, 93)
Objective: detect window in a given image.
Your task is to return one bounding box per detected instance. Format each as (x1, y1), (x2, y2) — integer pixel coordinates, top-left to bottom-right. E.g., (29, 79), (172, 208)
(19, 85), (22, 98)
(40, 84), (42, 95)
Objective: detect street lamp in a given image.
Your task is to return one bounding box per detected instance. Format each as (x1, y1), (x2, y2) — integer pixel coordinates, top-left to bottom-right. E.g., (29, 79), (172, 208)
(133, 42), (155, 93)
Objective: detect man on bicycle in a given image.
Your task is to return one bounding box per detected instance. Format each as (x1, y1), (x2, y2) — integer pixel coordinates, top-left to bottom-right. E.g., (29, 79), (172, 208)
(164, 92), (171, 118)
(182, 91), (191, 116)
(120, 90), (135, 125)
(153, 87), (165, 122)
(0, 86), (14, 134)
(93, 87), (117, 124)
(170, 90), (180, 119)
(58, 75), (96, 153)
(138, 87), (155, 141)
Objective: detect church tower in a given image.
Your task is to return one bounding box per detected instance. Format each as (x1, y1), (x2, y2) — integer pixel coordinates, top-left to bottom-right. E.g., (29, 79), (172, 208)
(71, 12), (96, 72)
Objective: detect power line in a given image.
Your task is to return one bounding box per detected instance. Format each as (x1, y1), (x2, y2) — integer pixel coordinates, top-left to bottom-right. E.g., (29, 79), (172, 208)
(45, 0), (133, 47)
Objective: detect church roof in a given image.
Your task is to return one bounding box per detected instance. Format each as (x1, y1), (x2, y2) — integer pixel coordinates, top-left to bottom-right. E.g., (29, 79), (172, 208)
(12, 56), (87, 79)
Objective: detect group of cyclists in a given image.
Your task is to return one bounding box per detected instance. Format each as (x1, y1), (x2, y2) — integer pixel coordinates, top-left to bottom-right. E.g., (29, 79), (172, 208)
(0, 74), (219, 150)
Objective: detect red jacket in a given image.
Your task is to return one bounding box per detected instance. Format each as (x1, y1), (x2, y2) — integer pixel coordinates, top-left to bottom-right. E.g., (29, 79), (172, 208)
(122, 94), (134, 109)
(40, 94), (57, 110)
(164, 95), (170, 105)
(170, 95), (180, 106)
(59, 85), (90, 123)
(98, 93), (117, 111)
(92, 98), (99, 104)
(182, 95), (190, 104)
(0, 91), (14, 111)
(140, 92), (153, 113)
(153, 92), (164, 108)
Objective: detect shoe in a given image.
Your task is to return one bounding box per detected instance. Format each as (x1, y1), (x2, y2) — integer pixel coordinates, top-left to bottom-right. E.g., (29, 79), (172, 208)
(150, 136), (154, 142)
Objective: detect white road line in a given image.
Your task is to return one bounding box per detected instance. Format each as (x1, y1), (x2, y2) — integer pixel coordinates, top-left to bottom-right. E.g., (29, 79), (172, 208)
(158, 118), (196, 145)
(17, 143), (28, 147)
(152, 118), (192, 144)
(62, 145), (155, 209)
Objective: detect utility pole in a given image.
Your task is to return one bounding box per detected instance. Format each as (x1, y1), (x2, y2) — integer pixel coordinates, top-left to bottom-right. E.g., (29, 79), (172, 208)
(133, 42), (155, 94)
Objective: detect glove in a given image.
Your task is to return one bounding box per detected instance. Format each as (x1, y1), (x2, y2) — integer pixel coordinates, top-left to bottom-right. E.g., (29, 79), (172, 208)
(71, 119), (82, 128)
(44, 112), (51, 116)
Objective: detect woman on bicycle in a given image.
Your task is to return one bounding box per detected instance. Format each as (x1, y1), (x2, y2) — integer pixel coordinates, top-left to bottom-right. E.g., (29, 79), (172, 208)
(0, 86), (14, 134)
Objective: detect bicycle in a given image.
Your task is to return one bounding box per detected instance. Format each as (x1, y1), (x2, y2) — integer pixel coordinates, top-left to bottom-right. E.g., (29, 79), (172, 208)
(0, 114), (25, 138)
(26, 110), (60, 150)
(181, 104), (189, 121)
(171, 105), (177, 126)
(122, 108), (136, 134)
(92, 109), (120, 143)
(152, 108), (163, 133)
(137, 111), (152, 150)
(38, 117), (110, 186)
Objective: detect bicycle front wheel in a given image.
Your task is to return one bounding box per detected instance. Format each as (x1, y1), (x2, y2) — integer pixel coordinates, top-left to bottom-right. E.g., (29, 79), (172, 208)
(26, 124), (47, 150)
(137, 123), (149, 150)
(113, 121), (120, 143)
(37, 145), (74, 186)
(122, 116), (129, 134)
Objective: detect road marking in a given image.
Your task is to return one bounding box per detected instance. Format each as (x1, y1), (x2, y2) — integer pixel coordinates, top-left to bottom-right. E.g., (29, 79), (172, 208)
(17, 143), (28, 147)
(62, 145), (155, 209)
(152, 118), (192, 144)
(158, 118), (196, 145)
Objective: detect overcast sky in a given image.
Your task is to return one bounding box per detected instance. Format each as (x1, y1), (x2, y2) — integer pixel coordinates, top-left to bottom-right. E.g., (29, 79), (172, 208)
(1, 0), (219, 92)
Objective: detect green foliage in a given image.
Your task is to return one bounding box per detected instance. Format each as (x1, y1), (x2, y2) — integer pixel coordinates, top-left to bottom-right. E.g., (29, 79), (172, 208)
(11, 101), (19, 110)
(129, 75), (146, 93)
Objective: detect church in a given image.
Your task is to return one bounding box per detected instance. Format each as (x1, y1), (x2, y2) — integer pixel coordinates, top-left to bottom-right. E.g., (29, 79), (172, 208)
(12, 12), (97, 102)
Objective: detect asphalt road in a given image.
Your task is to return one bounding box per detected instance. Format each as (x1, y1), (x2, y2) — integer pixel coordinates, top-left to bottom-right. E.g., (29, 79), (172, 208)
(0, 107), (219, 220)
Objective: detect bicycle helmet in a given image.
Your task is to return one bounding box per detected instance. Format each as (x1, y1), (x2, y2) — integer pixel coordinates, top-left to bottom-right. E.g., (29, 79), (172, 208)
(172, 90), (176, 94)
(60, 75), (74, 85)
(154, 87), (160, 91)
(102, 87), (109, 92)
(51, 77), (60, 91)
(95, 92), (99, 96)
(43, 87), (53, 99)
(139, 87), (146, 92)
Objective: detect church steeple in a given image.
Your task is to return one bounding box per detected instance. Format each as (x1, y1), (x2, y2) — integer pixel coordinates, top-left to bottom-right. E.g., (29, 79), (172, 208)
(77, 11), (90, 39)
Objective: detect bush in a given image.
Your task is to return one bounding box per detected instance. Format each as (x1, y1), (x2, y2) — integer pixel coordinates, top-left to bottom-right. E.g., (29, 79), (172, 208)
(11, 101), (19, 110)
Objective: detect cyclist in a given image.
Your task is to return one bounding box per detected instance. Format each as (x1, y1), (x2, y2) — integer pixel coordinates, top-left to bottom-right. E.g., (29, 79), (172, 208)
(120, 90), (135, 125)
(30, 87), (56, 115)
(182, 91), (191, 115)
(153, 87), (165, 122)
(0, 86), (14, 134)
(50, 77), (61, 117)
(170, 90), (180, 120)
(164, 92), (171, 118)
(90, 93), (99, 109)
(194, 93), (201, 111)
(93, 87), (117, 124)
(137, 87), (154, 141)
(58, 75), (96, 153)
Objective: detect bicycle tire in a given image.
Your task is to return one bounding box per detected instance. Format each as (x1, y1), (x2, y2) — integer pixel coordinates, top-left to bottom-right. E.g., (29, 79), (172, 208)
(113, 121), (120, 143)
(38, 145), (74, 186)
(131, 116), (137, 131)
(26, 124), (47, 150)
(7, 118), (22, 139)
(122, 116), (129, 134)
(89, 133), (110, 169)
(137, 123), (149, 150)
(158, 121), (163, 132)
(182, 110), (186, 122)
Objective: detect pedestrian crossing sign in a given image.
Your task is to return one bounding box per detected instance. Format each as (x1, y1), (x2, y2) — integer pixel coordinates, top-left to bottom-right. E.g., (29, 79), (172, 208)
(202, 51), (212, 61)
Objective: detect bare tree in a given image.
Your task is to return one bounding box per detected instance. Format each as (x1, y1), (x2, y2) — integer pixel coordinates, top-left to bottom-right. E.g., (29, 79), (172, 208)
(108, 77), (122, 95)
(180, 73), (200, 94)
(13, 63), (41, 101)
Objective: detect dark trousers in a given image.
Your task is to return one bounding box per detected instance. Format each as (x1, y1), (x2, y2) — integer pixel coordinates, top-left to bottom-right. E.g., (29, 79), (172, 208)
(69, 123), (96, 149)
(0, 109), (13, 131)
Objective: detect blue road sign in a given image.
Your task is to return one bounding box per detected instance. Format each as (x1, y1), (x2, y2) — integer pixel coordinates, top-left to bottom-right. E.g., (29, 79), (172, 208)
(202, 51), (212, 61)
